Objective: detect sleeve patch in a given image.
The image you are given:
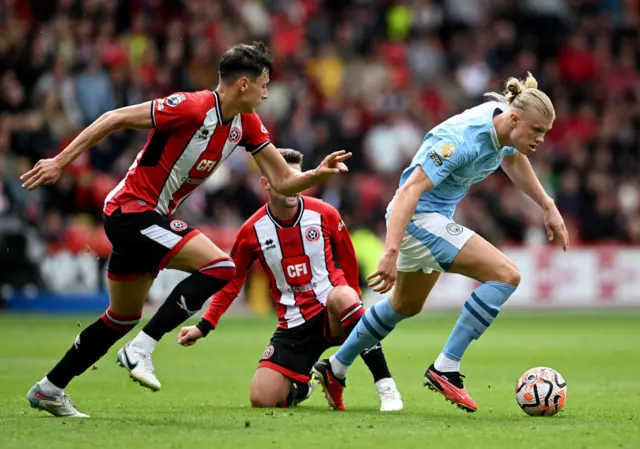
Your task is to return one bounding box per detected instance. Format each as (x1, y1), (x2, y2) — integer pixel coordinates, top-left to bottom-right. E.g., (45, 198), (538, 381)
(166, 94), (186, 107)
(439, 143), (456, 158)
(428, 150), (443, 167)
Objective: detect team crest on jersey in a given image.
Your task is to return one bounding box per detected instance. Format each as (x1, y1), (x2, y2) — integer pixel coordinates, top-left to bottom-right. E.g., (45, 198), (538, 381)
(262, 344), (274, 360)
(170, 220), (187, 231)
(228, 127), (242, 144)
(446, 223), (463, 235)
(440, 143), (456, 158)
(305, 226), (321, 242)
(166, 93), (186, 107)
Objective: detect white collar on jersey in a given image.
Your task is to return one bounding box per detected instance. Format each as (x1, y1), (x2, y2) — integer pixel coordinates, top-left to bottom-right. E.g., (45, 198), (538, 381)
(211, 90), (234, 125)
(266, 196), (305, 229)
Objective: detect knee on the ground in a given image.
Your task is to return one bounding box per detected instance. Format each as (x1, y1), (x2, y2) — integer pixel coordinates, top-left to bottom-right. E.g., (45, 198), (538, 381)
(249, 391), (281, 408)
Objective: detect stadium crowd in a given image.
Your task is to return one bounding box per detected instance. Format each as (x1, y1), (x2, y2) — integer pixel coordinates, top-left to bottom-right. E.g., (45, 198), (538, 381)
(1, 0), (639, 293)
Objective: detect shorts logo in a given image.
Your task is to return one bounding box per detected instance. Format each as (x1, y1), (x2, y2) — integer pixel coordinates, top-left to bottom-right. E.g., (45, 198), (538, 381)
(305, 226), (320, 242)
(170, 220), (187, 231)
(440, 143), (456, 158)
(446, 223), (463, 235)
(428, 150), (443, 167)
(166, 94), (186, 107)
(228, 127), (242, 144)
(260, 123), (268, 134)
(262, 344), (274, 360)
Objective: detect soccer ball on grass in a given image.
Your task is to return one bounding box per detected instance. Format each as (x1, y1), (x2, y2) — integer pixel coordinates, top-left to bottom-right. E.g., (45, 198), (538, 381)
(515, 366), (567, 416)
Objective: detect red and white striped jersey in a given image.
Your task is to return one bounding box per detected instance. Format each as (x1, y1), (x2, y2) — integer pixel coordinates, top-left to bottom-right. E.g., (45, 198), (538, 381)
(203, 196), (362, 329)
(104, 90), (271, 217)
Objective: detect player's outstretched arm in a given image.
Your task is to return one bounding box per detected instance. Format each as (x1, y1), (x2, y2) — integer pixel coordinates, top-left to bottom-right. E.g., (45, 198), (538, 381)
(21, 102), (153, 191)
(501, 152), (569, 250)
(253, 144), (352, 196)
(368, 167), (434, 294)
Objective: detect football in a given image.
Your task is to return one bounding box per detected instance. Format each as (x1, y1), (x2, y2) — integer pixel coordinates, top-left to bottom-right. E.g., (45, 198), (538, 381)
(515, 367), (567, 416)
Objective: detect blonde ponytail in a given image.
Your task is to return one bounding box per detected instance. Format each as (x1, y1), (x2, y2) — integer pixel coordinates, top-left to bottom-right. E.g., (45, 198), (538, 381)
(484, 72), (555, 120)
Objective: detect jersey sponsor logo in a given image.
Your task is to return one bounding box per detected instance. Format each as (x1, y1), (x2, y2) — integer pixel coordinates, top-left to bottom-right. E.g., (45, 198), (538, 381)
(287, 282), (316, 294)
(262, 344), (274, 360)
(228, 127), (242, 144)
(281, 255), (313, 285)
(446, 223), (463, 235)
(428, 150), (443, 167)
(440, 143), (456, 158)
(170, 220), (188, 231)
(451, 171), (491, 187)
(179, 152), (223, 186)
(195, 158), (218, 173)
(166, 93), (186, 107)
(305, 226), (321, 243)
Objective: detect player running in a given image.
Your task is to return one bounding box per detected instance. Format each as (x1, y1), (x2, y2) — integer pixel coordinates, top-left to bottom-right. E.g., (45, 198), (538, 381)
(174, 149), (403, 412)
(21, 42), (351, 418)
(312, 73), (570, 413)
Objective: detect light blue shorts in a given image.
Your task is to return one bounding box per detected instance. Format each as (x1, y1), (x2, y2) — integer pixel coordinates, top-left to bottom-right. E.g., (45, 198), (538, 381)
(397, 212), (475, 274)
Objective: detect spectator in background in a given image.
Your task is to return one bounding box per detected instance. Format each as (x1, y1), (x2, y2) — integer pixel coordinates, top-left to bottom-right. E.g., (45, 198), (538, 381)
(0, 0), (639, 263)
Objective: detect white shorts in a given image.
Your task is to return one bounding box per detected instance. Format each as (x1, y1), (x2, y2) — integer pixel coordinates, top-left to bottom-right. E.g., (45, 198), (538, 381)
(396, 212), (475, 274)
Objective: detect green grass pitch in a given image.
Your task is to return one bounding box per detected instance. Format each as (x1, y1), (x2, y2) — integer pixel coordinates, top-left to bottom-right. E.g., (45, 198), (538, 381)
(1, 311), (639, 449)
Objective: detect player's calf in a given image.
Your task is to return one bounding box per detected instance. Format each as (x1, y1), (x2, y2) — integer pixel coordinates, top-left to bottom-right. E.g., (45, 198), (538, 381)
(121, 257), (235, 391)
(48, 308), (141, 389)
(427, 235), (519, 411)
(28, 307), (141, 417)
(141, 257), (236, 342)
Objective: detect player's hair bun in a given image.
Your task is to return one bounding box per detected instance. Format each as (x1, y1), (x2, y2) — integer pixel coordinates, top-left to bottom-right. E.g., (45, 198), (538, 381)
(504, 72), (538, 104)
(483, 71), (554, 120)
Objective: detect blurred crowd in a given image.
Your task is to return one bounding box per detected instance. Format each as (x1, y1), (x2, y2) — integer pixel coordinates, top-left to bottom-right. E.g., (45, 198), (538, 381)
(1, 0), (640, 273)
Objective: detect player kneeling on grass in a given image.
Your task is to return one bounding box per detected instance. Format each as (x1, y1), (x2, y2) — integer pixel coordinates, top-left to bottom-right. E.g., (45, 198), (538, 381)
(176, 149), (403, 412)
(312, 73), (570, 413)
(23, 42), (351, 418)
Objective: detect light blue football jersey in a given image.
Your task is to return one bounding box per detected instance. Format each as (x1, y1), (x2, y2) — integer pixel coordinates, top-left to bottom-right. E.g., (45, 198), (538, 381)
(390, 101), (517, 219)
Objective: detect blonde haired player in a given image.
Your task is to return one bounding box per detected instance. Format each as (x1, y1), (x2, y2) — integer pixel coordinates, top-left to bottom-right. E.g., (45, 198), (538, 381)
(311, 73), (570, 413)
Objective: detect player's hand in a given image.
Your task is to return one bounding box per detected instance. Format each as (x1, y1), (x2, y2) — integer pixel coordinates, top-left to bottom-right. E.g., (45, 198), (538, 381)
(366, 249), (398, 294)
(314, 150), (352, 178)
(177, 325), (204, 347)
(543, 204), (570, 251)
(20, 158), (64, 191)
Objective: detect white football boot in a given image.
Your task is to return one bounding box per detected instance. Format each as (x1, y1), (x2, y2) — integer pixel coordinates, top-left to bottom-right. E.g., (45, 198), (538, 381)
(117, 342), (161, 391)
(27, 383), (89, 418)
(376, 377), (403, 412)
